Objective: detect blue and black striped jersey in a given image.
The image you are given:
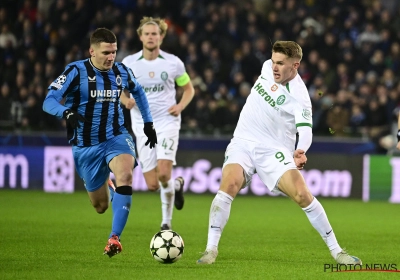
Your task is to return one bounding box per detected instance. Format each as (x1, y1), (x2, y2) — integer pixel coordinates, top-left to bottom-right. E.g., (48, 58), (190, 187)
(43, 58), (152, 146)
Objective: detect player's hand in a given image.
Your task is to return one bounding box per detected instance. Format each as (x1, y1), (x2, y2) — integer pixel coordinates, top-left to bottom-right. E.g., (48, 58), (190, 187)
(168, 103), (183, 116)
(294, 149), (307, 170)
(63, 109), (87, 129)
(144, 122), (157, 149)
(124, 98), (136, 109)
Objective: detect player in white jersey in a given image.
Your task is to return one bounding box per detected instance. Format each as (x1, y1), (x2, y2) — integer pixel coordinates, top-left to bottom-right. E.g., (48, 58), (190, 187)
(122, 17), (194, 231)
(197, 41), (362, 265)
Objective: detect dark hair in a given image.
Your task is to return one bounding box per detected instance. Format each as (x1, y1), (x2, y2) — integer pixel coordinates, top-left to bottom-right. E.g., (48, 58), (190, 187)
(90, 28), (117, 46)
(272, 41), (303, 61)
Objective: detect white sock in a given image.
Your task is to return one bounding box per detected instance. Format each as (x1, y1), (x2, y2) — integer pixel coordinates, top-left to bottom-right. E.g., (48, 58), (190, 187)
(206, 190), (233, 251)
(302, 197), (342, 258)
(160, 179), (175, 227)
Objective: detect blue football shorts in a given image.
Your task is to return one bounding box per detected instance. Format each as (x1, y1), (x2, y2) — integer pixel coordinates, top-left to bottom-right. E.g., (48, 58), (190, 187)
(72, 133), (137, 192)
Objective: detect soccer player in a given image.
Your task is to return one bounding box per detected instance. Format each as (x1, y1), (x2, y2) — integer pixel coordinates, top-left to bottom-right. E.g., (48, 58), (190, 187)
(197, 41), (362, 265)
(42, 28), (157, 258)
(122, 17), (194, 230)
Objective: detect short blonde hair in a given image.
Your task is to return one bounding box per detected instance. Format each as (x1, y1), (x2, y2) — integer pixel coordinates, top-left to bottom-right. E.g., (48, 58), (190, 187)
(137, 16), (168, 37)
(272, 41), (303, 61)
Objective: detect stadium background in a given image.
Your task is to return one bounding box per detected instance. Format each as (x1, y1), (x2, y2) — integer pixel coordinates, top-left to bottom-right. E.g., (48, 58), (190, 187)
(0, 0), (399, 203)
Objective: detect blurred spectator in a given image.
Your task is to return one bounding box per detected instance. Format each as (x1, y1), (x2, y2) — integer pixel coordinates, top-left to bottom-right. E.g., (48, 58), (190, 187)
(356, 22), (381, 48)
(349, 104), (367, 136)
(326, 104), (350, 137)
(0, 83), (13, 125)
(0, 24), (17, 48)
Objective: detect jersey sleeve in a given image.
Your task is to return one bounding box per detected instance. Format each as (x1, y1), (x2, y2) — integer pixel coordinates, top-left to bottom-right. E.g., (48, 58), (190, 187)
(294, 106), (313, 129)
(43, 65), (79, 118)
(122, 63), (153, 123)
(294, 90), (313, 152)
(294, 86), (313, 129)
(174, 57), (190, 87)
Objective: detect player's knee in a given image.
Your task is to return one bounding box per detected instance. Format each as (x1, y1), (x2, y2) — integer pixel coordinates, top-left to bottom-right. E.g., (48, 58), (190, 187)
(158, 173), (171, 183)
(220, 178), (241, 197)
(147, 182), (159, 192)
(93, 202), (109, 214)
(117, 172), (133, 186)
(293, 190), (312, 207)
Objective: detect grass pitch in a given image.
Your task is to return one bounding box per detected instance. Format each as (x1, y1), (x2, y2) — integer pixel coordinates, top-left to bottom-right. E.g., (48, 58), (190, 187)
(0, 190), (399, 280)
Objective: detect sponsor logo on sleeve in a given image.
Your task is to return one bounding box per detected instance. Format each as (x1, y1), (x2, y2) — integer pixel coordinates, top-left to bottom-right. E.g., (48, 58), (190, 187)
(302, 109), (312, 120)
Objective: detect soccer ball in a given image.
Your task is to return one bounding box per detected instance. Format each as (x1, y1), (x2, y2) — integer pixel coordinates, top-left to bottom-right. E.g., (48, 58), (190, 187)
(150, 230), (184, 264)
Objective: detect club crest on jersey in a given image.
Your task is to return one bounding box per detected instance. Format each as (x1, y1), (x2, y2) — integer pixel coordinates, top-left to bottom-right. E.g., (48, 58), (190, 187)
(161, 71), (168, 81)
(271, 84), (278, 91)
(302, 109), (312, 120)
(149, 71), (155, 78)
(116, 75), (122, 86)
(276, 95), (286, 105)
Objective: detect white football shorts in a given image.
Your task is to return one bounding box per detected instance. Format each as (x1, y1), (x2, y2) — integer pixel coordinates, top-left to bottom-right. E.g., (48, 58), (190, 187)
(223, 137), (297, 193)
(135, 129), (179, 173)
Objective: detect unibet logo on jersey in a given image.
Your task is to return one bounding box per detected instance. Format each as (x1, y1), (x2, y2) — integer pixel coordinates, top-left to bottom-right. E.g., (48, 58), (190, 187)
(90, 89), (121, 102)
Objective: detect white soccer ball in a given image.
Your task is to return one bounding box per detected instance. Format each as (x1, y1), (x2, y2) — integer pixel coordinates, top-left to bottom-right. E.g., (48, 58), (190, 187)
(150, 230), (184, 264)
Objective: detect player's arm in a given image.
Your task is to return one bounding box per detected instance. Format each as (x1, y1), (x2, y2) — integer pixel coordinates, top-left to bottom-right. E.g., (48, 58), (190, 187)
(120, 58), (137, 109)
(296, 126), (313, 153)
(294, 106), (313, 169)
(43, 66), (87, 128)
(122, 65), (152, 123)
(43, 66), (78, 118)
(122, 63), (157, 148)
(169, 59), (195, 116)
(169, 75), (194, 116)
(294, 126), (312, 170)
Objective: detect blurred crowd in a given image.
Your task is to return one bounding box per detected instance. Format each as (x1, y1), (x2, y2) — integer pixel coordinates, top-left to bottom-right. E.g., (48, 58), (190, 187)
(1, 0), (400, 151)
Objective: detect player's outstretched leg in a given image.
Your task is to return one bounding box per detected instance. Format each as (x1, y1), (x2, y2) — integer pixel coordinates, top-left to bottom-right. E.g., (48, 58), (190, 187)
(160, 180), (175, 230)
(197, 190), (233, 264)
(104, 185), (132, 257)
(104, 234), (123, 257)
(174, 176), (185, 210)
(302, 197), (362, 265)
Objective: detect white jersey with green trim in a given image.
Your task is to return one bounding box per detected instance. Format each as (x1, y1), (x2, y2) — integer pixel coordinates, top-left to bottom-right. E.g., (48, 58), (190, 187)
(122, 50), (186, 134)
(233, 59), (312, 152)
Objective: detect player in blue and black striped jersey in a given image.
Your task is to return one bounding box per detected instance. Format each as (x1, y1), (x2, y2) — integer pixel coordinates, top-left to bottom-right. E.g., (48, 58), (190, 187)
(43, 28), (158, 258)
